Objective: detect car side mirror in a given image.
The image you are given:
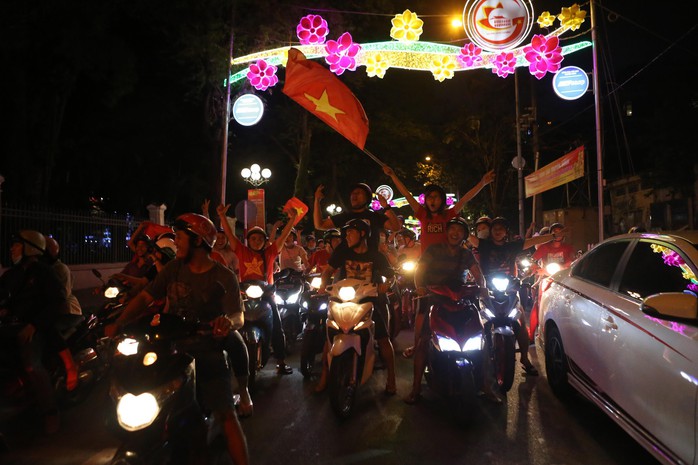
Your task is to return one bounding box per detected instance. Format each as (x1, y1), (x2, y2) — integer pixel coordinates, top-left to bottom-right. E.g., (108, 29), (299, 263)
(641, 292), (698, 321)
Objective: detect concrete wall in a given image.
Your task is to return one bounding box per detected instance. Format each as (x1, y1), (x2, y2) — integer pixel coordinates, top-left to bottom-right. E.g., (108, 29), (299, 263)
(70, 262), (128, 290)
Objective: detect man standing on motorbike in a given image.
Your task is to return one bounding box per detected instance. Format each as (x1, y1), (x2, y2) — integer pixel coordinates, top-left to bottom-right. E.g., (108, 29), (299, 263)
(405, 217), (499, 404)
(468, 217), (566, 376)
(0, 230), (69, 433)
(106, 213), (249, 465)
(316, 219), (397, 395)
(217, 203), (298, 375)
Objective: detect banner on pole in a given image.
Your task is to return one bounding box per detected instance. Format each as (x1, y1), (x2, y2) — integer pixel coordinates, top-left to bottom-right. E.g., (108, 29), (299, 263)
(525, 146), (585, 198)
(247, 189), (266, 228)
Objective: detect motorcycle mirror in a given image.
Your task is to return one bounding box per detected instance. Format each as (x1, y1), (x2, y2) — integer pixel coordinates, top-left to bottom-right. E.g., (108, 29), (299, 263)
(92, 269), (103, 279)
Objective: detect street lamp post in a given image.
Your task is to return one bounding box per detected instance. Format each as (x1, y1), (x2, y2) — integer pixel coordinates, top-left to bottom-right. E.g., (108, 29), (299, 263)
(240, 163), (271, 233)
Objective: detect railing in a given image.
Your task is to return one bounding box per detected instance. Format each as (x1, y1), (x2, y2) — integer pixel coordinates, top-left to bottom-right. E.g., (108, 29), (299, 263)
(0, 205), (149, 265)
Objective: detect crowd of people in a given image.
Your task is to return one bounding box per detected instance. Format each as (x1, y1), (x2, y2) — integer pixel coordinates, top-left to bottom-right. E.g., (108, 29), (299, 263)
(2, 164), (580, 464)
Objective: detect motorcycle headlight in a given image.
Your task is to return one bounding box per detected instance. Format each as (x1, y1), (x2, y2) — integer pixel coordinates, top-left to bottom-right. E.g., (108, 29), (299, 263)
(116, 393), (160, 431)
(401, 261), (416, 272)
(545, 262), (562, 275)
(436, 335), (461, 352)
(310, 277), (322, 290)
(274, 294), (284, 305)
(482, 308), (496, 320)
(116, 338), (139, 356)
(462, 335), (482, 351)
(507, 307), (520, 319)
(245, 285), (263, 299)
(287, 291), (301, 304)
(302, 301), (308, 309)
(104, 286), (120, 299)
(519, 258), (531, 269)
(491, 277), (510, 292)
(338, 286), (356, 302)
(318, 302), (328, 311)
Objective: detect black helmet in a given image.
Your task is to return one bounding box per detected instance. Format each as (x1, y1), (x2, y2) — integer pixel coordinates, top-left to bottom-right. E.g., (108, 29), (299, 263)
(342, 218), (371, 239)
(447, 217), (470, 236)
(490, 217), (509, 230)
(423, 185), (447, 207)
(323, 228), (341, 241)
(246, 226), (268, 241)
(349, 183), (373, 206)
(397, 229), (416, 242)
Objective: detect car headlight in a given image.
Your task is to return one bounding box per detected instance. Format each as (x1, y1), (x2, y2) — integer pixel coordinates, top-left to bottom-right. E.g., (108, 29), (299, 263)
(274, 294), (284, 305)
(491, 277), (510, 292)
(245, 285), (263, 299)
(116, 393), (160, 431)
(462, 335), (482, 351)
(116, 338), (139, 356)
(286, 291), (301, 304)
(436, 335), (462, 352)
(104, 286), (120, 299)
(338, 286), (356, 301)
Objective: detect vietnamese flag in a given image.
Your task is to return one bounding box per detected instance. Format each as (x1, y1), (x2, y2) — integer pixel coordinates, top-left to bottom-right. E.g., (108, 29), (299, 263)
(283, 197), (309, 226)
(283, 48), (369, 150)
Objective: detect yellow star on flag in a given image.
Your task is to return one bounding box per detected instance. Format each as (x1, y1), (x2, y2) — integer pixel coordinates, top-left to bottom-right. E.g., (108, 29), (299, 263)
(244, 256), (264, 277)
(304, 90), (345, 122)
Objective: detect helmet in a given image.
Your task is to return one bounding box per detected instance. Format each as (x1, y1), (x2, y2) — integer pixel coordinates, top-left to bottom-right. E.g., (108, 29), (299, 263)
(550, 222), (564, 233)
(246, 226), (268, 241)
(349, 183), (373, 206)
(342, 218), (371, 239)
(538, 226), (550, 236)
(397, 229), (416, 242)
(447, 217), (470, 236)
(45, 236), (60, 259)
(13, 230), (46, 257)
(423, 185), (447, 207)
(305, 234), (316, 242)
(173, 213), (217, 248)
(154, 236), (177, 262)
(490, 217), (509, 230)
(289, 228), (298, 241)
(323, 228), (341, 241)
(475, 216), (492, 227)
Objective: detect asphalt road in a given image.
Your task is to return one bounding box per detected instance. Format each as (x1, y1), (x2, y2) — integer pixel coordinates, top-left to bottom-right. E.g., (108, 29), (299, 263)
(0, 326), (659, 465)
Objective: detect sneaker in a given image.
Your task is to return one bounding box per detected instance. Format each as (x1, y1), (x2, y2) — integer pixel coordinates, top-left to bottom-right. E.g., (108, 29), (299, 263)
(276, 363), (293, 375)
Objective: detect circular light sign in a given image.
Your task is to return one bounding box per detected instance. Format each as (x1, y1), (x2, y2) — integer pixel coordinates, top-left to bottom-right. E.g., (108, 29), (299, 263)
(553, 66), (590, 100)
(463, 0), (534, 52)
(376, 185), (394, 202)
(232, 94), (264, 126)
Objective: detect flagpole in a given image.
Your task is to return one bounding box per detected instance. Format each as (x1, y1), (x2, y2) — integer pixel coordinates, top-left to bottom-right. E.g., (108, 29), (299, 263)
(362, 148), (385, 167)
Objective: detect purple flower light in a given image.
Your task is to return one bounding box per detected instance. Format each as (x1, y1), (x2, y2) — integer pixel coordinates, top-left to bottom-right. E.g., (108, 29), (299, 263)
(491, 51), (516, 78)
(246, 59), (278, 91)
(296, 15), (329, 45)
(324, 32), (362, 75)
(371, 199), (396, 211)
(662, 250), (685, 267)
(523, 34), (563, 80)
(457, 43), (483, 68)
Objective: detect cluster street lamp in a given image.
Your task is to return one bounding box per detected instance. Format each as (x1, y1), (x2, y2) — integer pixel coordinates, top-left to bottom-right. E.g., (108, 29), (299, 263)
(240, 163), (271, 187)
(326, 204), (342, 216)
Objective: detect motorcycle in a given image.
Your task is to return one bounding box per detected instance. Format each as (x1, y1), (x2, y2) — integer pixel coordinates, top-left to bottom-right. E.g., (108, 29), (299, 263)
(298, 275), (328, 378)
(274, 269), (307, 354)
(239, 279), (275, 391)
(423, 283), (485, 421)
(107, 312), (229, 465)
(516, 254), (535, 313)
(395, 258), (418, 331)
(325, 278), (377, 419)
(479, 273), (522, 394)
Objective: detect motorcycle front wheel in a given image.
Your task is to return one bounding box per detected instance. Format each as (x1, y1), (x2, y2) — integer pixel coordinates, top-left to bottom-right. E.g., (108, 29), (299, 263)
(493, 333), (516, 393)
(299, 332), (316, 378)
(328, 350), (358, 419)
(247, 342), (260, 392)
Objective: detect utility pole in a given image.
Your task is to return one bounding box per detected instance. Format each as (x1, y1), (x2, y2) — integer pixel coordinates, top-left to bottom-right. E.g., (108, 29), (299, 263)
(220, 28), (234, 206)
(514, 70), (525, 237)
(591, 0), (605, 241)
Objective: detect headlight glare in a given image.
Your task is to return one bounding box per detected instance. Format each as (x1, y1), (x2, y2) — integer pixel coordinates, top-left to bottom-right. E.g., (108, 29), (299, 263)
(116, 393), (160, 431)
(245, 285), (263, 299)
(462, 335), (482, 351)
(117, 338), (139, 356)
(492, 277), (510, 292)
(436, 335), (461, 352)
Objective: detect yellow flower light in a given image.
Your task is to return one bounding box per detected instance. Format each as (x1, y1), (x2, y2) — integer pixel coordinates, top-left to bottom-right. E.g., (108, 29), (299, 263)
(430, 55), (456, 82)
(365, 53), (389, 78)
(390, 9), (424, 43)
(559, 4), (587, 31)
(537, 11), (556, 28)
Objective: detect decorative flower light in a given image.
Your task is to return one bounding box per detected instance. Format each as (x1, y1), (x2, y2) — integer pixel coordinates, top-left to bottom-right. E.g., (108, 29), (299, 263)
(537, 11), (557, 28)
(296, 14), (329, 45)
(457, 42), (483, 68)
(246, 59), (278, 91)
(365, 52), (389, 78)
(523, 34), (563, 80)
(559, 4), (587, 31)
(371, 199), (396, 211)
(650, 244), (698, 294)
(417, 193), (454, 206)
(325, 32), (362, 75)
(491, 51), (517, 78)
(430, 55), (457, 82)
(390, 9), (424, 42)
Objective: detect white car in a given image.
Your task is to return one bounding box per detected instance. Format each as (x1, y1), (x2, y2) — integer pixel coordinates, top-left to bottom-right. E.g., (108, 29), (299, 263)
(539, 231), (698, 465)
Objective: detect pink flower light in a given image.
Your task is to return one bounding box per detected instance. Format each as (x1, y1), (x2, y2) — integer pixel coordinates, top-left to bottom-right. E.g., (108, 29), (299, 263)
(523, 34), (563, 80)
(457, 43), (483, 68)
(324, 32), (362, 75)
(491, 51), (516, 78)
(296, 15), (329, 45)
(246, 59), (278, 91)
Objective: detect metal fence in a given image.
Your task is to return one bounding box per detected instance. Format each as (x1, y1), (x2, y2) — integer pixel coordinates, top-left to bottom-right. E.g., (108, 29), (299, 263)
(0, 205), (148, 266)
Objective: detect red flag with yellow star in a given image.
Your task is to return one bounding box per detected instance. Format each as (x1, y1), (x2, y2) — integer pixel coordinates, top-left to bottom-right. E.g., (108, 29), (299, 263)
(283, 197), (309, 226)
(283, 48), (369, 150)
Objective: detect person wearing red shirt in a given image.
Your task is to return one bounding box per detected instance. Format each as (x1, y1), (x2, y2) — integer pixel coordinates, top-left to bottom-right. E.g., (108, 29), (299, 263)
(308, 229), (342, 273)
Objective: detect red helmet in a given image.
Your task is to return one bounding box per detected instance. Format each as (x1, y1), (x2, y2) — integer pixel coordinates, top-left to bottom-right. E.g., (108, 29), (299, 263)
(173, 213), (217, 248)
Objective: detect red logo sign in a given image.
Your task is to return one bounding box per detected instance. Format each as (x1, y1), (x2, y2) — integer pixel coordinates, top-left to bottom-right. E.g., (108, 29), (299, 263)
(463, 0), (533, 52)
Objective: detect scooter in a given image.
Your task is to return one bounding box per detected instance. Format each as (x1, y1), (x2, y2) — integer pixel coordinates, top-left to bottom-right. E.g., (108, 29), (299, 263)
(479, 273), (522, 393)
(423, 283), (485, 421)
(395, 258), (418, 331)
(239, 279), (275, 391)
(325, 278), (377, 419)
(274, 269), (307, 354)
(107, 312), (228, 465)
(298, 275), (328, 378)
